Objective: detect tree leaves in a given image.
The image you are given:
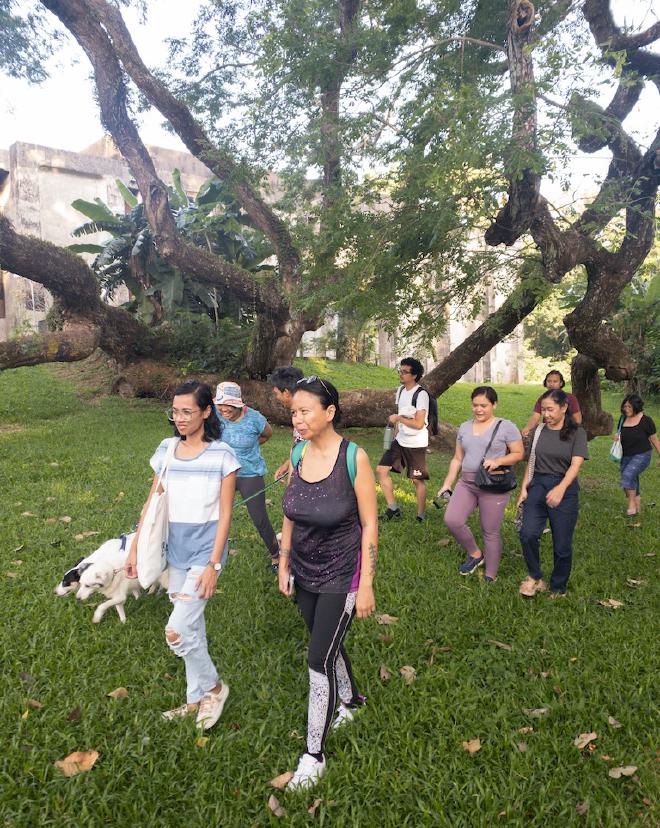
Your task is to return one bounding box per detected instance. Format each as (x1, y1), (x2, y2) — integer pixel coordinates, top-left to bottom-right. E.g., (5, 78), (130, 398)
(106, 687), (128, 700)
(598, 598), (624, 609)
(375, 614), (398, 625)
(462, 739), (481, 753)
(54, 750), (99, 777)
(574, 732), (597, 750)
(269, 771), (293, 790)
(268, 794), (286, 817)
(608, 766), (637, 779)
(399, 666), (416, 685)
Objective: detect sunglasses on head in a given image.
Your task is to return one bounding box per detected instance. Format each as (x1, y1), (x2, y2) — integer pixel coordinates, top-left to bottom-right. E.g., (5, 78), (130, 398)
(297, 375), (333, 399)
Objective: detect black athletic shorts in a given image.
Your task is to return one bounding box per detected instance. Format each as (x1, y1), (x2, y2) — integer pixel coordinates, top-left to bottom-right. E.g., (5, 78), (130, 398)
(378, 439), (429, 480)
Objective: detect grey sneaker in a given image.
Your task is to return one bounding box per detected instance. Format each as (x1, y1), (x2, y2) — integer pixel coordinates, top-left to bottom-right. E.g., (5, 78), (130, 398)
(196, 683), (229, 730)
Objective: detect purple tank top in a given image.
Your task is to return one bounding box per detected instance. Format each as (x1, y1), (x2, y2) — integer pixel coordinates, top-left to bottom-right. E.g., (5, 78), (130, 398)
(282, 438), (361, 593)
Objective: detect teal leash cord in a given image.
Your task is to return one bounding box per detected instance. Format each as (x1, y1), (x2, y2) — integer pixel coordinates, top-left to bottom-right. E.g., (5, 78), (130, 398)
(234, 474), (287, 509)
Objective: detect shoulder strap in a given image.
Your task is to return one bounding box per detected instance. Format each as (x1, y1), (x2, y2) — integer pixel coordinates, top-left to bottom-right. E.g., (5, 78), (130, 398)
(157, 438), (179, 490)
(616, 414), (624, 433)
(396, 384), (404, 404)
(411, 386), (420, 406)
(290, 439), (308, 469)
(527, 423), (545, 484)
(346, 441), (358, 487)
(480, 419), (503, 462)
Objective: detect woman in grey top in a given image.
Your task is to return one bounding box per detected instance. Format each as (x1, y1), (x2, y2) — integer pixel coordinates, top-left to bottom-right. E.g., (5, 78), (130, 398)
(438, 387), (524, 581)
(517, 389), (589, 598)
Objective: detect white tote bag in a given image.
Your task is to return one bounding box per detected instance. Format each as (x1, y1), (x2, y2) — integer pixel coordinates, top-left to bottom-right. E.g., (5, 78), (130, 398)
(137, 438), (178, 589)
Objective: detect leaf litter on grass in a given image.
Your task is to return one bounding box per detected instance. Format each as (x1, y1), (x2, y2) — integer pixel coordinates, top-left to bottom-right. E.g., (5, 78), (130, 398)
(574, 732), (598, 750)
(269, 771), (293, 790)
(462, 739), (481, 753)
(54, 750), (99, 777)
(608, 766), (637, 779)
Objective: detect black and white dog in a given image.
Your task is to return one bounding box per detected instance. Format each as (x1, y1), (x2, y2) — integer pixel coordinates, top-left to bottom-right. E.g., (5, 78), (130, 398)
(54, 533), (167, 623)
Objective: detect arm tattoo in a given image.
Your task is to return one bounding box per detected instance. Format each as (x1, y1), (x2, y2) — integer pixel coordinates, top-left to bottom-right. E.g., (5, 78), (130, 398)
(368, 543), (378, 577)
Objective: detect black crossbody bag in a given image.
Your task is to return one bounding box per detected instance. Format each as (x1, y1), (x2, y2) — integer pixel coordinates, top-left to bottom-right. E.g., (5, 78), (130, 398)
(474, 420), (517, 493)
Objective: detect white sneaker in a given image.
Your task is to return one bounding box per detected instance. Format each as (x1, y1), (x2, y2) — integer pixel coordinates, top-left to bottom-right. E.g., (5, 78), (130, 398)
(331, 702), (355, 731)
(196, 683), (229, 731)
(287, 753), (326, 791)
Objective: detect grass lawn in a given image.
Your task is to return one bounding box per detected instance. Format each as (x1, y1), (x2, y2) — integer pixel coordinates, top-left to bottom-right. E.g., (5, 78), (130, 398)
(0, 364), (658, 827)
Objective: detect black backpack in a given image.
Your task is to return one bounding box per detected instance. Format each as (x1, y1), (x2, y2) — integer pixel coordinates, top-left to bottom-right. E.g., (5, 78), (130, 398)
(396, 384), (439, 436)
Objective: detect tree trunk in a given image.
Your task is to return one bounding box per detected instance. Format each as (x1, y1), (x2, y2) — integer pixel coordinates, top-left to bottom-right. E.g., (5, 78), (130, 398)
(570, 354), (612, 439)
(0, 325), (100, 370)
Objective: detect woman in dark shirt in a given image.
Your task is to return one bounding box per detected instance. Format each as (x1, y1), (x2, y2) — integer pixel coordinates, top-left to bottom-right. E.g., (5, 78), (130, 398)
(279, 377), (378, 791)
(614, 394), (660, 515)
(517, 389), (589, 598)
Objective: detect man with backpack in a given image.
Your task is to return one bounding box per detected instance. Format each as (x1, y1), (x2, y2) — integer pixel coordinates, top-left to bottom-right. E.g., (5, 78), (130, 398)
(376, 357), (438, 522)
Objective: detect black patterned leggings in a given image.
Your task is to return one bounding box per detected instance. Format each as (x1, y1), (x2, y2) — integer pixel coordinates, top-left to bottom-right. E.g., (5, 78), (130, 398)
(295, 585), (361, 756)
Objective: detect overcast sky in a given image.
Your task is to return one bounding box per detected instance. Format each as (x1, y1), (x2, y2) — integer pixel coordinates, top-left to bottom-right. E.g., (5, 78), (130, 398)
(1, 0), (657, 179)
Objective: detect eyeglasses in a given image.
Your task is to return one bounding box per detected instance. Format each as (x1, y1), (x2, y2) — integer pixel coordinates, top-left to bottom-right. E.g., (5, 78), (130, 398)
(397, 367), (412, 374)
(167, 407), (201, 422)
(297, 375), (332, 398)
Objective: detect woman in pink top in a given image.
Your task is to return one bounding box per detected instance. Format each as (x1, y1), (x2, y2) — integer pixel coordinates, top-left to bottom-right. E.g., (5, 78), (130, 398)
(522, 371), (582, 437)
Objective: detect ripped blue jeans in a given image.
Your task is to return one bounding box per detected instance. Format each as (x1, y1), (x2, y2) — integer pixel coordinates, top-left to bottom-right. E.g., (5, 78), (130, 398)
(166, 565), (219, 704)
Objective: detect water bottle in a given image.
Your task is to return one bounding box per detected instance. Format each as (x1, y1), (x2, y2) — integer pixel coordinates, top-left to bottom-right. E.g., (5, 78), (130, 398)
(383, 426), (394, 450)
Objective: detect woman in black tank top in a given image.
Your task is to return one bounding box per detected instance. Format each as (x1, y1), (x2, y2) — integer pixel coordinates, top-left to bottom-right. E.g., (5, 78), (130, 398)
(279, 377), (378, 791)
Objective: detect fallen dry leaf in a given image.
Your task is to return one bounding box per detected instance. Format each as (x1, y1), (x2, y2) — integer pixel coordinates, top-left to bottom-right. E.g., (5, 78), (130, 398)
(376, 613), (399, 625)
(265, 498), (273, 507)
(66, 707), (82, 722)
(6, 572), (18, 578)
(553, 685), (562, 695)
(54, 750), (99, 777)
(518, 726), (534, 734)
(21, 710), (29, 720)
(228, 548), (239, 557)
(308, 798), (322, 817)
(45, 497), (55, 502)
(570, 657), (578, 663)
(12, 544), (25, 553)
(599, 598), (624, 609)
(379, 664), (392, 682)
(59, 516), (72, 524)
(600, 755), (611, 761)
(626, 578), (647, 587)
(627, 522), (641, 528)
(438, 646), (453, 653)
(195, 736), (209, 748)
(438, 538), (451, 547)
(74, 534), (85, 541)
(50, 462), (59, 467)
(269, 771), (293, 790)
(11, 560), (23, 566)
(574, 732), (598, 750)
(400, 665), (416, 685)
(378, 634), (393, 643)
(45, 518), (57, 524)
(523, 708), (548, 717)
(27, 699), (43, 710)
(644, 552), (656, 557)
(576, 802), (589, 815)
(516, 741), (527, 753)
(462, 738), (481, 754)
(540, 671), (551, 679)
(268, 795), (286, 817)
(114, 491), (125, 501)
(106, 687), (128, 700)
(21, 512), (36, 517)
(608, 765), (637, 779)
(607, 715), (622, 729)
(487, 639), (512, 651)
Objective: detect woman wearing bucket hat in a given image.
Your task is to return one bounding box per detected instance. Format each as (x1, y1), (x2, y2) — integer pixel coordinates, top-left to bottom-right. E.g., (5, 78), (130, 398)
(215, 381), (281, 573)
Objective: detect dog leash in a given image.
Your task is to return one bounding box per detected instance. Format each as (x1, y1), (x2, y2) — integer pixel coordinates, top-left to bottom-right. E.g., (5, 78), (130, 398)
(234, 474), (288, 510)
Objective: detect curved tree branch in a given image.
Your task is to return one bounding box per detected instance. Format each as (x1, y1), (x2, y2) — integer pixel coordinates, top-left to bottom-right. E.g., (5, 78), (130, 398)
(41, 0), (289, 323)
(84, 0), (301, 296)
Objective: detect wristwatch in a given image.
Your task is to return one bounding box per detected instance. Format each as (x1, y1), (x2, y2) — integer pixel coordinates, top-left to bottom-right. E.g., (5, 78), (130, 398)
(207, 560), (222, 573)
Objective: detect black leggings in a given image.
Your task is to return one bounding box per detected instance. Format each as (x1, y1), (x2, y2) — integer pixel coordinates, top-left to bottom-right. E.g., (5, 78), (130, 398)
(296, 585), (360, 756)
(235, 476), (279, 559)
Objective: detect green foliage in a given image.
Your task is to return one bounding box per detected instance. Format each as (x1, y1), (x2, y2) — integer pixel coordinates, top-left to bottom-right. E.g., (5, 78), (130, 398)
(70, 174), (272, 335)
(0, 366), (658, 825)
(610, 272), (660, 395)
(161, 313), (251, 377)
(0, 0), (60, 82)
